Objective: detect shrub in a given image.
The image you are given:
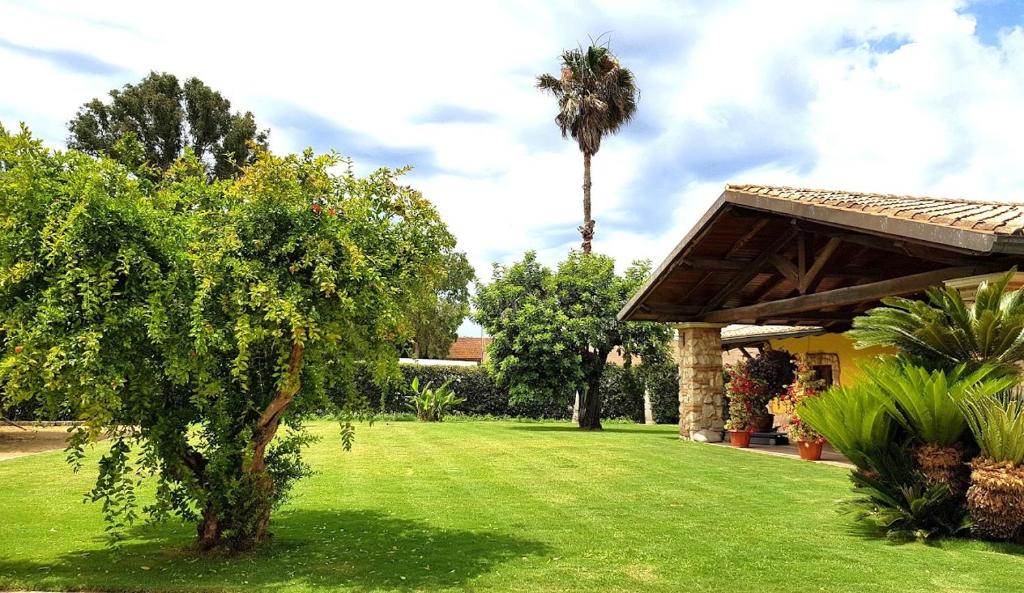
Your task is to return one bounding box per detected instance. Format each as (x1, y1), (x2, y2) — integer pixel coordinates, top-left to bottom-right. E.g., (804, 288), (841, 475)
(408, 377), (464, 421)
(724, 360), (767, 430)
(600, 365), (645, 422)
(641, 362), (680, 424)
(797, 383), (895, 471)
(745, 349), (795, 401)
(849, 270), (1024, 376)
(335, 361), (677, 423)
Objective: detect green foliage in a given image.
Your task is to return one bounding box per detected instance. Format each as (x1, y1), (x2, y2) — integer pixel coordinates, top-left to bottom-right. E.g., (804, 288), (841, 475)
(599, 364), (645, 422)
(849, 270), (1024, 376)
(960, 389), (1024, 464)
(744, 349), (795, 400)
(333, 361), (678, 422)
(535, 41), (638, 156)
(0, 125), (453, 550)
(864, 360), (1015, 447)
(402, 251), (474, 359)
(797, 383), (896, 470)
(407, 377), (464, 422)
(843, 449), (969, 542)
(474, 251), (671, 429)
(67, 72), (269, 180)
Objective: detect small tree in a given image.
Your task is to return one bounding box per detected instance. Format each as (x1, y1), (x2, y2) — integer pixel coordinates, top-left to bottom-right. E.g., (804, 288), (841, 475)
(68, 72), (269, 180)
(403, 250), (475, 359)
(0, 125), (453, 550)
(474, 251), (669, 430)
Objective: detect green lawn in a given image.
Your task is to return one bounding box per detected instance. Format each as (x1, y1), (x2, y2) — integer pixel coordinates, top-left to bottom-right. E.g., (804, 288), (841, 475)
(1, 420), (1021, 593)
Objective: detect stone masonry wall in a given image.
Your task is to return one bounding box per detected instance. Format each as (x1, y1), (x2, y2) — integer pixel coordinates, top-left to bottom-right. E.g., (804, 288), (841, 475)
(674, 323), (724, 440)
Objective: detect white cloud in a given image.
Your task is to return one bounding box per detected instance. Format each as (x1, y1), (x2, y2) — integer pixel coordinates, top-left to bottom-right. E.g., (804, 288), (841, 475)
(2, 0), (1024, 337)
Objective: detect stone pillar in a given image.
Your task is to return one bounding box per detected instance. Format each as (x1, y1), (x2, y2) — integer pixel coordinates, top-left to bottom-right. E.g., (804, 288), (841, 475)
(674, 322), (725, 442)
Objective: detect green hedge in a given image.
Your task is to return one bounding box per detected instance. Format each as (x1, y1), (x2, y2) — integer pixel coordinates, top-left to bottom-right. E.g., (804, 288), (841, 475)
(339, 362), (679, 423)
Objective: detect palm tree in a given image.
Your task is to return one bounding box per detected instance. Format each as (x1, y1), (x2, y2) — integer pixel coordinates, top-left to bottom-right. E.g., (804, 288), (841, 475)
(536, 42), (638, 254)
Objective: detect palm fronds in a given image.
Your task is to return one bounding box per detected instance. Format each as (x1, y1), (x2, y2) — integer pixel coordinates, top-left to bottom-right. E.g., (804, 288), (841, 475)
(960, 387), (1024, 464)
(849, 270), (1024, 375)
(535, 42), (638, 155)
(863, 361), (1015, 446)
(797, 383), (895, 470)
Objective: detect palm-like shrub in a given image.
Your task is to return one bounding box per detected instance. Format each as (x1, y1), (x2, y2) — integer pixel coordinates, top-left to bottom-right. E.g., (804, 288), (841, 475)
(407, 377), (464, 422)
(863, 361), (1015, 492)
(849, 270), (1024, 376)
(844, 448), (969, 541)
(959, 390), (1024, 540)
(797, 384), (895, 471)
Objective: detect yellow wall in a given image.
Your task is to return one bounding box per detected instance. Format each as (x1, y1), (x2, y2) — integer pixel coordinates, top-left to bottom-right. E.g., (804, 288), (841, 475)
(767, 332), (897, 386)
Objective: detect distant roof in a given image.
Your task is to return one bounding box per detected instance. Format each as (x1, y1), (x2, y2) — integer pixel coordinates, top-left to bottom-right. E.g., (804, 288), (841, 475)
(720, 324), (824, 347)
(446, 337), (491, 362)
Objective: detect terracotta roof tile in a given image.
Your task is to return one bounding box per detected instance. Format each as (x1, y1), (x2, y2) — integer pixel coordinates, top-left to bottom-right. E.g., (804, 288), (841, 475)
(727, 184), (1024, 236)
(446, 337), (491, 362)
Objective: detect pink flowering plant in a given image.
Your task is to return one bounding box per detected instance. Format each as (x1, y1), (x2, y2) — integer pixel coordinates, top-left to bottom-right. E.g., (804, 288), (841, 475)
(723, 360), (768, 431)
(784, 356), (826, 444)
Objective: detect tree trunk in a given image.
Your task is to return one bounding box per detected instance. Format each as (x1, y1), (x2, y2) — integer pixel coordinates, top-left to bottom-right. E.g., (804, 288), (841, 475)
(196, 504), (221, 551)
(580, 151), (594, 254)
(572, 391), (580, 423)
(194, 342), (305, 552)
(577, 352), (607, 430)
(578, 375), (603, 430)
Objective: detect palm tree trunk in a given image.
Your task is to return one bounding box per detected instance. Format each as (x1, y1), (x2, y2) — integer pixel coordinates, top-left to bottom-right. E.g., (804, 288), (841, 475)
(580, 151), (594, 254)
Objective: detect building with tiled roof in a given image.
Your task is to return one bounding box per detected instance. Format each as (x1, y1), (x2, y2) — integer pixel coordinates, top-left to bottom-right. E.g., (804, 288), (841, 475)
(620, 183), (1024, 442)
(446, 337), (492, 364)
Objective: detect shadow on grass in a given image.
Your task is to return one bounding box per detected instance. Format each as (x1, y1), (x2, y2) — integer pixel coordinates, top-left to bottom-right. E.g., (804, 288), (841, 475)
(502, 424), (675, 436)
(0, 509), (550, 592)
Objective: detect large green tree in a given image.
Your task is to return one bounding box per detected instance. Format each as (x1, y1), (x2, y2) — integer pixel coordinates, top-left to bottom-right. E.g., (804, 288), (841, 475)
(68, 72), (269, 180)
(474, 251), (669, 430)
(403, 251), (475, 359)
(0, 125), (453, 550)
(536, 42), (638, 254)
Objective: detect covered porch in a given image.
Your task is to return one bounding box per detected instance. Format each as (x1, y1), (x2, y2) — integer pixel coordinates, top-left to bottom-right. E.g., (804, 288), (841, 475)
(619, 184), (1024, 443)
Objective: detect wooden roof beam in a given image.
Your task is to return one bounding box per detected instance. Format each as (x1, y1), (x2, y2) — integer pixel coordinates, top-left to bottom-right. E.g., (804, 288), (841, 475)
(701, 263), (1006, 324)
(699, 227), (798, 315)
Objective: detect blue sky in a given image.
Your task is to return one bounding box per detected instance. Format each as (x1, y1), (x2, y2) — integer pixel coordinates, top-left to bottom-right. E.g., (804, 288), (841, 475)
(3, 0), (1024, 337)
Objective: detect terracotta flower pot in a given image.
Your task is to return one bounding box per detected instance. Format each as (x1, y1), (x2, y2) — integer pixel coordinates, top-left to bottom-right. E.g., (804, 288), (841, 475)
(797, 440), (823, 461)
(729, 430), (752, 448)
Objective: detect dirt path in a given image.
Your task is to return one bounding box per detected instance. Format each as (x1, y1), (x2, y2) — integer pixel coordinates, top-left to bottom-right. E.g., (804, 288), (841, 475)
(0, 425), (72, 460)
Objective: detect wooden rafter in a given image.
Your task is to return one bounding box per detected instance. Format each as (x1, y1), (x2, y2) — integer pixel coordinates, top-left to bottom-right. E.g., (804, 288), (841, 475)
(701, 263), (1005, 324)
(799, 237), (842, 293)
(699, 228), (798, 315)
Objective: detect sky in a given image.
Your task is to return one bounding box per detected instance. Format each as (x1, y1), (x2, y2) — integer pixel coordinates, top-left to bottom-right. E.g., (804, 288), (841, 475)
(3, 0), (1024, 336)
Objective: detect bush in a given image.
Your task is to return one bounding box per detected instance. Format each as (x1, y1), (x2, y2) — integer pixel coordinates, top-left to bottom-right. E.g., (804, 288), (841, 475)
(643, 362), (680, 424)
(335, 361), (680, 422)
(746, 349), (795, 400)
(600, 365), (645, 422)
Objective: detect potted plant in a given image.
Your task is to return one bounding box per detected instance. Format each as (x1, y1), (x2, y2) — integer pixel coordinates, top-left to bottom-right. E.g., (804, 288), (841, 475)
(724, 363), (755, 447)
(725, 414), (752, 447)
(785, 356), (826, 460)
(746, 349), (796, 432)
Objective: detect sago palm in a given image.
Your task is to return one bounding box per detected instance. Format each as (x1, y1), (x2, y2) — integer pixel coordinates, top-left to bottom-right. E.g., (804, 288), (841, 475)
(863, 360), (1014, 492)
(959, 389), (1024, 540)
(849, 270), (1024, 376)
(797, 383), (896, 471)
(536, 41), (638, 254)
